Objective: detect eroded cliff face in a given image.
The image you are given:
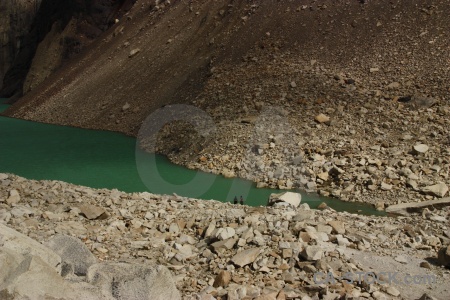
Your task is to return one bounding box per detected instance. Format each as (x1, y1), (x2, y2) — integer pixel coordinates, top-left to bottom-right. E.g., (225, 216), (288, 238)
(0, 0), (135, 100)
(0, 0), (41, 93)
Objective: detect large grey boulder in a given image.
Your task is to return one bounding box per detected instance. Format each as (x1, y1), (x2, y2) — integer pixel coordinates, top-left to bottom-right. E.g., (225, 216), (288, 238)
(0, 249), (102, 300)
(268, 192), (302, 208)
(87, 263), (181, 300)
(0, 222), (61, 273)
(0, 248), (29, 290)
(45, 234), (97, 276)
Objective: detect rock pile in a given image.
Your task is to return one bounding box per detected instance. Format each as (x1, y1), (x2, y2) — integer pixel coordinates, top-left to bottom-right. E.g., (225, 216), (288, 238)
(1, 173), (449, 299)
(154, 55), (450, 210)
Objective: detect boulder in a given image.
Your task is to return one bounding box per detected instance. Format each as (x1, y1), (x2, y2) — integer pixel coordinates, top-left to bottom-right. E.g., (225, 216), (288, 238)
(0, 223), (61, 273)
(0, 249), (100, 300)
(0, 247), (27, 289)
(45, 234), (98, 276)
(386, 198), (450, 216)
(268, 192), (301, 208)
(87, 263), (181, 300)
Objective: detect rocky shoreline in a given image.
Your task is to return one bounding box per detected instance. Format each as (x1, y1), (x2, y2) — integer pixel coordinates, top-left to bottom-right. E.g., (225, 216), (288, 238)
(152, 56), (450, 210)
(1, 173), (449, 299)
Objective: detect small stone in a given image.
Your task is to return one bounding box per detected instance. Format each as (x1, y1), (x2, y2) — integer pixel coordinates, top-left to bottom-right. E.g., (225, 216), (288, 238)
(213, 270), (231, 288)
(6, 189), (20, 205)
(214, 227), (236, 240)
(328, 221), (345, 234)
(122, 102), (130, 111)
(317, 202), (328, 210)
(211, 238), (237, 251)
(79, 204), (108, 220)
(290, 81), (297, 88)
(422, 183), (448, 198)
(419, 261), (432, 269)
(129, 48), (141, 58)
(385, 286), (400, 297)
(394, 255), (408, 264)
(204, 222), (216, 238)
(380, 182), (392, 191)
(429, 215), (447, 222)
(375, 201), (385, 210)
(413, 144), (429, 154)
(315, 114), (330, 125)
(282, 248), (293, 258)
(406, 179), (418, 190)
(317, 172), (329, 181)
(387, 82), (400, 89)
(300, 245), (323, 261)
(336, 235), (350, 247)
(169, 223), (180, 234)
(372, 291), (388, 300)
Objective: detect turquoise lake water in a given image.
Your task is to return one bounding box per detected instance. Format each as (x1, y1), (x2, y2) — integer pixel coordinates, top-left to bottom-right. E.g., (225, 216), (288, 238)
(0, 99), (384, 215)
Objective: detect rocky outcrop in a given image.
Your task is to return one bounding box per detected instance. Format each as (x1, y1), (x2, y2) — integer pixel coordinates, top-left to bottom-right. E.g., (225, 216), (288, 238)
(22, 19), (76, 94)
(0, 222), (61, 272)
(0, 0), (41, 92)
(0, 0), (136, 100)
(0, 224), (181, 299)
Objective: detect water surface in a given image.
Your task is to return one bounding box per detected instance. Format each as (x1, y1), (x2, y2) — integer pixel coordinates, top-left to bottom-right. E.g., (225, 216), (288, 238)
(0, 99), (384, 215)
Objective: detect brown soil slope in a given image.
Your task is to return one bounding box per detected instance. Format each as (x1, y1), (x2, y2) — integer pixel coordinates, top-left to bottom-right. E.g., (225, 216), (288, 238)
(4, 0), (449, 135)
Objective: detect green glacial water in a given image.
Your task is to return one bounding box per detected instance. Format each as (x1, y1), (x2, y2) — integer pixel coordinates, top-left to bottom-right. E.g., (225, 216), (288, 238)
(0, 99), (384, 215)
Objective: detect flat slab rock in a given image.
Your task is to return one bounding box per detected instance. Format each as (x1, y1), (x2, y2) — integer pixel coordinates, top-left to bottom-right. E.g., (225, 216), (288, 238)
(230, 248), (261, 267)
(386, 198), (450, 215)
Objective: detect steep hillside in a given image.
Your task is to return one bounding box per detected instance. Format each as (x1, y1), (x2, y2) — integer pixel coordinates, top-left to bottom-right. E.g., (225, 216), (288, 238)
(4, 0), (448, 134)
(0, 0), (135, 100)
(0, 0), (41, 92)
